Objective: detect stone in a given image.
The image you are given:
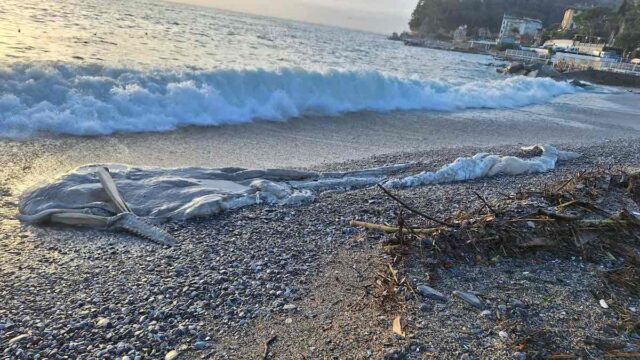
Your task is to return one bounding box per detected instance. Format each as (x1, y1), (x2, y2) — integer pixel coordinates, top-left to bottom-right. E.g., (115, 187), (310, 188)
(96, 317), (111, 328)
(8, 334), (30, 345)
(283, 304), (297, 311)
(193, 341), (207, 350)
(499, 331), (509, 342)
(513, 352), (526, 360)
(505, 62), (524, 74)
(453, 291), (484, 309)
(599, 299), (609, 309)
(285, 318), (293, 324)
(417, 285), (447, 302)
(165, 350), (179, 360)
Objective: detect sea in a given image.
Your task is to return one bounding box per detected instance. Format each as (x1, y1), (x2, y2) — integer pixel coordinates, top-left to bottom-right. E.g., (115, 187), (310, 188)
(0, 0), (598, 139)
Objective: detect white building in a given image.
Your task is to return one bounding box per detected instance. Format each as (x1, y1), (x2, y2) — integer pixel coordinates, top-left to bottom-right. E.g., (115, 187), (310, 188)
(453, 25), (468, 42)
(498, 14), (543, 45)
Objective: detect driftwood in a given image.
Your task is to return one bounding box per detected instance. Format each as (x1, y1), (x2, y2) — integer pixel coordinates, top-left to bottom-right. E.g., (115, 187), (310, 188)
(262, 335), (277, 360)
(349, 220), (444, 235)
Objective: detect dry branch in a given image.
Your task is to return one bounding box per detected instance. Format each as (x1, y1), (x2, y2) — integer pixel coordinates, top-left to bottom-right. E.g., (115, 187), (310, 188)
(350, 220), (443, 235)
(377, 184), (452, 227)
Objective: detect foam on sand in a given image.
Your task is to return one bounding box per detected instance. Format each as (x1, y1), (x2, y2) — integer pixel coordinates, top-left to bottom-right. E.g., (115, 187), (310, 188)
(0, 63), (577, 138)
(19, 145), (578, 222)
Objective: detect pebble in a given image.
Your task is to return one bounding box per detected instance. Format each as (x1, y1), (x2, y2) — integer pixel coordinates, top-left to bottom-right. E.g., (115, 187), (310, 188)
(453, 291), (484, 309)
(193, 341), (207, 350)
(498, 331), (509, 342)
(285, 318), (293, 324)
(165, 350), (179, 360)
(283, 304), (297, 310)
(96, 317), (111, 328)
(599, 299), (609, 309)
(8, 334), (30, 345)
(513, 352), (526, 360)
(417, 285), (447, 301)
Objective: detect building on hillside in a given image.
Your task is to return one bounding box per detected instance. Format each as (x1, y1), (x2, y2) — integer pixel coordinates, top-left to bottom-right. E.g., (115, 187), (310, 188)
(543, 38), (611, 57)
(560, 7), (584, 32)
(476, 27), (493, 39)
(468, 39), (497, 52)
(452, 25), (468, 42)
(498, 14), (543, 45)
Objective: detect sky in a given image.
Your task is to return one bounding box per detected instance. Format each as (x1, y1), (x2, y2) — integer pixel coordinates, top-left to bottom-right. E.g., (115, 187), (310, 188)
(169, 0), (417, 34)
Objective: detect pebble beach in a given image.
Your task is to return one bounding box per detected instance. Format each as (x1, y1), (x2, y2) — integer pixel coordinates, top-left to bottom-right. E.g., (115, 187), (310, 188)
(2, 138), (640, 359)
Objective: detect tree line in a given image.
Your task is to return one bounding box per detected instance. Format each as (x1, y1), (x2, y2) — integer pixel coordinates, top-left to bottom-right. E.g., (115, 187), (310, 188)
(409, 0), (639, 54)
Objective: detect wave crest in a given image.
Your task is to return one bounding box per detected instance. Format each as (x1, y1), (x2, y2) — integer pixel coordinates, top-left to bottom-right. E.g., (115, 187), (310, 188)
(0, 63), (576, 137)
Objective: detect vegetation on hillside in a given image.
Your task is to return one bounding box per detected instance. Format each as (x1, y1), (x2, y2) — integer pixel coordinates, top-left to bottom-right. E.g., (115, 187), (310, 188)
(409, 0), (639, 55)
(409, 0), (617, 35)
(571, 1), (640, 54)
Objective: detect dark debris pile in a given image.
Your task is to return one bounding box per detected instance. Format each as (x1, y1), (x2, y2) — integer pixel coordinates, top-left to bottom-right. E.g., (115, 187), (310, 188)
(353, 168), (640, 336)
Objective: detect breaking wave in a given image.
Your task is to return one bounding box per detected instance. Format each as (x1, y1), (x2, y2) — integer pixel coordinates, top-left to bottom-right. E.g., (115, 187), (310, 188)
(0, 63), (576, 137)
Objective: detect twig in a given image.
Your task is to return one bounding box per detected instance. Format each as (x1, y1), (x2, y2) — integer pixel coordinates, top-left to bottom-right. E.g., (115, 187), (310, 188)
(605, 352), (640, 358)
(473, 191), (496, 215)
(263, 335), (277, 360)
(377, 184), (452, 227)
(556, 199), (578, 209)
(350, 220), (444, 235)
(555, 172), (580, 193)
(537, 208), (582, 221)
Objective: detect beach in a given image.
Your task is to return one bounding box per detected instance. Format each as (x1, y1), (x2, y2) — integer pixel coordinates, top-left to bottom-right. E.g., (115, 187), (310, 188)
(2, 0), (640, 358)
(2, 92), (640, 358)
(2, 136), (640, 359)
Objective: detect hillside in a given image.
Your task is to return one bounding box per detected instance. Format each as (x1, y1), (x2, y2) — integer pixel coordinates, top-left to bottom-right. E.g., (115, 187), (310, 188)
(409, 0), (621, 35)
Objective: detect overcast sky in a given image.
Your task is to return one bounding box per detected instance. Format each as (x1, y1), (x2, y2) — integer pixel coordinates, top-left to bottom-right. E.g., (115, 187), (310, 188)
(169, 0), (416, 34)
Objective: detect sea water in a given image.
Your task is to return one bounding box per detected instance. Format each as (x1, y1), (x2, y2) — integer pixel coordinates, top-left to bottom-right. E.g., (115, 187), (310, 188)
(0, 0), (579, 138)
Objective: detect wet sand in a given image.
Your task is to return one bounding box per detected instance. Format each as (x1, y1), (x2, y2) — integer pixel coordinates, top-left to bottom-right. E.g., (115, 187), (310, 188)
(1, 90), (639, 195)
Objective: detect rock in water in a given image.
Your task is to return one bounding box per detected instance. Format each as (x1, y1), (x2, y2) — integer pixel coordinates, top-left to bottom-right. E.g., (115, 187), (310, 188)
(505, 62), (524, 74)
(417, 285), (447, 301)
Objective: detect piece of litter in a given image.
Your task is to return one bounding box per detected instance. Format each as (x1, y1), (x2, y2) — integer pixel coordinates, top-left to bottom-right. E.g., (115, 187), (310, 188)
(599, 299), (609, 309)
(392, 315), (405, 337)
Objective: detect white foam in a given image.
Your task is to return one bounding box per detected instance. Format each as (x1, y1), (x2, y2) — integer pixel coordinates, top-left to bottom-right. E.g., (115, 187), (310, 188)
(0, 63), (577, 138)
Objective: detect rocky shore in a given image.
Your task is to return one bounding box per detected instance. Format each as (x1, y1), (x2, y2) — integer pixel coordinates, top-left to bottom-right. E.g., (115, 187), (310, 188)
(1, 140), (640, 359)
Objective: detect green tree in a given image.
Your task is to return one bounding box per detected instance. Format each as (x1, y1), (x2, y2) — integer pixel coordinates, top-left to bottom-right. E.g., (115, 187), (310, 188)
(573, 7), (612, 38)
(409, 0), (619, 35)
(612, 1), (640, 53)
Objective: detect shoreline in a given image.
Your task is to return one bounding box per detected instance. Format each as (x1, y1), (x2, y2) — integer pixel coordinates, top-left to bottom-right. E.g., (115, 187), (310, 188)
(1, 89), (639, 188)
(1, 139), (640, 358)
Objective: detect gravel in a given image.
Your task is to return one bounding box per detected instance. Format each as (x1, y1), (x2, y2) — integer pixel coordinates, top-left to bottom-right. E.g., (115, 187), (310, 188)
(0, 139), (639, 358)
